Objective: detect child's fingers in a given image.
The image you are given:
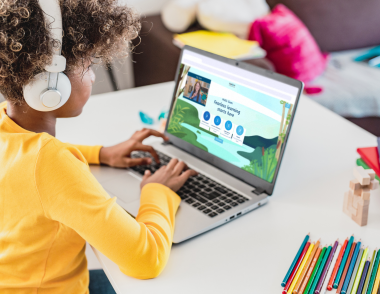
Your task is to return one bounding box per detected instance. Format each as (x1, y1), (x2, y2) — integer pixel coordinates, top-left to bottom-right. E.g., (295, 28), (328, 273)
(126, 157), (152, 167)
(142, 170), (151, 181)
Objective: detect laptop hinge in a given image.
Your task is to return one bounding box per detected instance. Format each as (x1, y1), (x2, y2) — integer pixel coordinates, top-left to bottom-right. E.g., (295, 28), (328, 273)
(252, 187), (265, 195)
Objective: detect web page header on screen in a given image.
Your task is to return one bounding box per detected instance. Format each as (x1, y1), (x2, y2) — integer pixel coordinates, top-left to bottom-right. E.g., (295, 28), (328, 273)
(181, 50), (298, 104)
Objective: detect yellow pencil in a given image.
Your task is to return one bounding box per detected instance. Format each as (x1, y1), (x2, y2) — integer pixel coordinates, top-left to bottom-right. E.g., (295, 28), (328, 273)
(288, 243), (315, 294)
(372, 260), (380, 294)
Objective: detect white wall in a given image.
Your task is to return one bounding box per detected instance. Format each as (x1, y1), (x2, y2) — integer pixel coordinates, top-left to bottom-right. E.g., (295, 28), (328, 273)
(121, 0), (170, 16)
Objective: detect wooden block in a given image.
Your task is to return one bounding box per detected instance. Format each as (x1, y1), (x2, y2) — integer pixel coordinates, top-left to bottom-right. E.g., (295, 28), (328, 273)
(352, 213), (368, 226)
(349, 179), (361, 191)
(352, 205), (369, 226)
(349, 204), (358, 216)
(366, 169), (376, 181)
(353, 166), (371, 185)
(361, 187), (371, 200)
(353, 194), (368, 208)
(369, 179), (379, 190)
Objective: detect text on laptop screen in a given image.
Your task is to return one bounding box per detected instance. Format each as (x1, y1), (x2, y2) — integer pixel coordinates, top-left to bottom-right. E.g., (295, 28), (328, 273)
(167, 50), (298, 183)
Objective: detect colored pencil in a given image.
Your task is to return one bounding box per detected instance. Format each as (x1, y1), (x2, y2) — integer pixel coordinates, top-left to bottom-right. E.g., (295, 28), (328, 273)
(363, 250), (377, 294)
(282, 234), (310, 287)
(342, 241), (362, 294)
(311, 245), (332, 294)
(299, 247), (322, 294)
(316, 240), (339, 294)
(368, 250), (380, 294)
(288, 243), (315, 294)
(346, 247), (364, 294)
(322, 244), (342, 294)
(337, 242), (357, 293)
(304, 246), (326, 294)
(329, 239), (348, 291)
(294, 240), (321, 294)
(335, 235), (355, 288)
(358, 260), (370, 294)
(372, 259), (380, 294)
(352, 248), (369, 294)
(283, 242), (311, 294)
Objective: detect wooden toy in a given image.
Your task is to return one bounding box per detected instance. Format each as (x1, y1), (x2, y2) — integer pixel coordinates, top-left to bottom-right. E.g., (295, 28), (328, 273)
(343, 167), (378, 226)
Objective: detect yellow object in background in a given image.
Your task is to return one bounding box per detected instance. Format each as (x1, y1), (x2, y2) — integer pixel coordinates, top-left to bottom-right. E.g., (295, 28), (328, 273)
(173, 30), (265, 60)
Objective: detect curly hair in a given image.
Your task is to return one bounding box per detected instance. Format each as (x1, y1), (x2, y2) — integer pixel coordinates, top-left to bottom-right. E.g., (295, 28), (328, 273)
(0, 0), (141, 104)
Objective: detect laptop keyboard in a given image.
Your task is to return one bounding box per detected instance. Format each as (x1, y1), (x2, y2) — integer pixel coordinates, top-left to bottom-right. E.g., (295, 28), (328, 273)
(130, 150), (249, 218)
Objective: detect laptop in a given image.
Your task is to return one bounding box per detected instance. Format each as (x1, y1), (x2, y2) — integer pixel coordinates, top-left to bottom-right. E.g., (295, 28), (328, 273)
(90, 46), (303, 243)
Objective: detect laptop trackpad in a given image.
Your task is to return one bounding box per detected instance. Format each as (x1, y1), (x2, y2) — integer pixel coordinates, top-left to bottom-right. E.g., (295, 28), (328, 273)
(102, 172), (141, 204)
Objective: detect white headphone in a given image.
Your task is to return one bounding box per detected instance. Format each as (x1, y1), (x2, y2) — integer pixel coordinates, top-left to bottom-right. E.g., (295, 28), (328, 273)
(23, 0), (71, 112)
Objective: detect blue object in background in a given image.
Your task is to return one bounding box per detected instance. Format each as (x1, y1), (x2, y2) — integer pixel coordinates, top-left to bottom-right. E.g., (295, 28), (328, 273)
(354, 46), (380, 68)
(214, 115), (221, 126)
(158, 111), (168, 121)
(225, 120), (232, 131)
(203, 111), (211, 121)
(139, 111), (154, 125)
(236, 125), (244, 136)
(285, 103), (291, 109)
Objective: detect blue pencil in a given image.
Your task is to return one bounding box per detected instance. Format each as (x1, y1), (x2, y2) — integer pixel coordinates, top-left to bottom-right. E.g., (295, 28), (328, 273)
(281, 233), (310, 287)
(358, 260), (370, 294)
(341, 242), (362, 294)
(334, 235), (355, 288)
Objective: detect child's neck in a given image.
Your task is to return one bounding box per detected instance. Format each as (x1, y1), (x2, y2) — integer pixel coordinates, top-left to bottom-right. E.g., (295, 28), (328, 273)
(7, 103), (57, 136)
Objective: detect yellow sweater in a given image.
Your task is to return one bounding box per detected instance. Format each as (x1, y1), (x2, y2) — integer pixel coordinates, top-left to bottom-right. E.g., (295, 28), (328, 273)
(0, 101), (181, 293)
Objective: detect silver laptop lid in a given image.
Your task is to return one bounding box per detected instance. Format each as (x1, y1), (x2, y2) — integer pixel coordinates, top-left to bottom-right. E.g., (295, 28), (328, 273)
(164, 46), (303, 195)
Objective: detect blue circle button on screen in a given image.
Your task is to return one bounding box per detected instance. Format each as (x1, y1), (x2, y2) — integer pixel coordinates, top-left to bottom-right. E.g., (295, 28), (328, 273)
(236, 125), (244, 136)
(214, 115), (221, 126)
(225, 120), (232, 131)
(203, 111), (211, 121)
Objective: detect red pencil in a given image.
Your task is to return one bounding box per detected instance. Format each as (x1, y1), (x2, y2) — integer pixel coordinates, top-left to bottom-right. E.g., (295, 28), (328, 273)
(328, 238), (348, 290)
(282, 242), (311, 294)
(336, 242), (356, 293)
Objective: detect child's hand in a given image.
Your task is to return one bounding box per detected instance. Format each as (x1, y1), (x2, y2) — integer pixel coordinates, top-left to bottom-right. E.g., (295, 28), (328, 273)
(99, 128), (169, 168)
(140, 158), (198, 192)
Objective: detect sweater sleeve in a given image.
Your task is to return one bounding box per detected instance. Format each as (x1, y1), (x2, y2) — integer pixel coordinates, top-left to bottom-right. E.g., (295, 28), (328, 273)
(35, 140), (181, 279)
(71, 144), (102, 164)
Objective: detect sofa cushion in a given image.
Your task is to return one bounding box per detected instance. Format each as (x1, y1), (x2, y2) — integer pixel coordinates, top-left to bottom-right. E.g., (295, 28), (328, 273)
(248, 4), (327, 83)
(266, 0), (380, 52)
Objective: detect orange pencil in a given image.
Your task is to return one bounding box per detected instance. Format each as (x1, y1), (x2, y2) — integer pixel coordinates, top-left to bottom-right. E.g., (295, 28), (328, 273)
(294, 239), (321, 294)
(336, 242), (357, 293)
(299, 246), (322, 294)
(328, 238), (348, 291)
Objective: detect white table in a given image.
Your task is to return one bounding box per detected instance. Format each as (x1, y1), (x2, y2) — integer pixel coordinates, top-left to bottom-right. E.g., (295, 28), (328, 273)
(56, 82), (380, 294)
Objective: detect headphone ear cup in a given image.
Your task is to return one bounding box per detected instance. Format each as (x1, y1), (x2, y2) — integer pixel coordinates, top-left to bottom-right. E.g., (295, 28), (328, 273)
(23, 72), (71, 112)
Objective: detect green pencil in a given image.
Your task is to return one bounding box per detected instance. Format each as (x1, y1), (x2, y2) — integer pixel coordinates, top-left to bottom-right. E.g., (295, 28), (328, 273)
(368, 249), (380, 294)
(310, 245), (332, 294)
(363, 250), (377, 294)
(305, 246), (327, 294)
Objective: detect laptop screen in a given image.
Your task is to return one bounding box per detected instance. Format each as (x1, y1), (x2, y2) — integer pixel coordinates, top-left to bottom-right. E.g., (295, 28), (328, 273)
(167, 49), (299, 183)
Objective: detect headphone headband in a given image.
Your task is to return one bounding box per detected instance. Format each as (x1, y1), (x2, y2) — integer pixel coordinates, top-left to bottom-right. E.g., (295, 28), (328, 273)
(23, 0), (71, 112)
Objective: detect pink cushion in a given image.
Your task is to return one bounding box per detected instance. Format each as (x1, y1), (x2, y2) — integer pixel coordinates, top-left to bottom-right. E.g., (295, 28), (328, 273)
(248, 4), (328, 83)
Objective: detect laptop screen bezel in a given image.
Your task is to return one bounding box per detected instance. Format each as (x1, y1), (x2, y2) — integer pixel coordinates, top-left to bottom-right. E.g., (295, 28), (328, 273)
(164, 46), (303, 195)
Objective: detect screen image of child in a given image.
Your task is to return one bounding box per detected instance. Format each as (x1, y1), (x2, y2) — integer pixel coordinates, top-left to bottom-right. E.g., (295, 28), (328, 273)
(183, 72), (211, 106)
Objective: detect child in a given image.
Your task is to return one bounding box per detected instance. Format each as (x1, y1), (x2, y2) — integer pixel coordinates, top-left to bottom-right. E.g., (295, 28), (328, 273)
(0, 1), (196, 293)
